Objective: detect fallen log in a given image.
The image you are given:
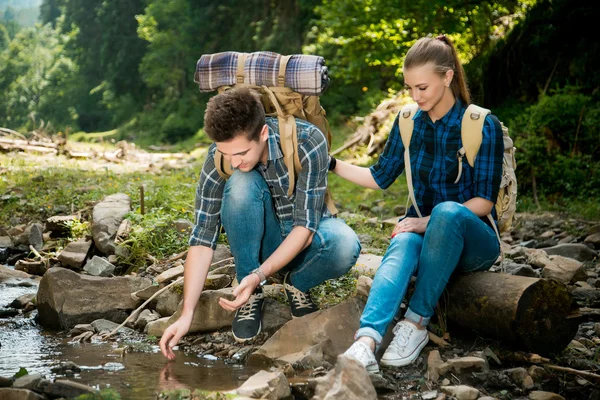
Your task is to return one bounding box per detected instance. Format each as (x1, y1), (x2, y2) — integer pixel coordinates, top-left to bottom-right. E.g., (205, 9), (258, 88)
(0, 137), (57, 149)
(445, 272), (579, 356)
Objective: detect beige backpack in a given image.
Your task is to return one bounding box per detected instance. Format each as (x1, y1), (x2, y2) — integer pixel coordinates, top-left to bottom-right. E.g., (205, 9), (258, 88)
(398, 103), (518, 241)
(208, 53), (337, 215)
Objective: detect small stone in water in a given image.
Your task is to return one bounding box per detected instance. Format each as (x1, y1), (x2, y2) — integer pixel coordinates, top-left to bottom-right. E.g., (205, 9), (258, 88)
(103, 362), (125, 371)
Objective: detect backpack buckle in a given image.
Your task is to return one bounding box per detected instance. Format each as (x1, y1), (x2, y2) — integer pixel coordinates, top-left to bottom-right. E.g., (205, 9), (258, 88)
(470, 112), (481, 120)
(402, 111), (411, 118)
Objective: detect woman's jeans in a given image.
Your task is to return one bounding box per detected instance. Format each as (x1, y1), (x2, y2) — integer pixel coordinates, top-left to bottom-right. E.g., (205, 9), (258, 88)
(221, 170), (361, 292)
(356, 201), (500, 346)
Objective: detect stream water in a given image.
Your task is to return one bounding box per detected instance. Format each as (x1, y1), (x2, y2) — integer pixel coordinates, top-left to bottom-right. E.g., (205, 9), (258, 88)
(0, 266), (263, 399)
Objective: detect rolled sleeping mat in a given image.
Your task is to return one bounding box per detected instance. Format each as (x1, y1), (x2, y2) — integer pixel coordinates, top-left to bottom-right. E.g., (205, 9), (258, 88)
(194, 51), (329, 96)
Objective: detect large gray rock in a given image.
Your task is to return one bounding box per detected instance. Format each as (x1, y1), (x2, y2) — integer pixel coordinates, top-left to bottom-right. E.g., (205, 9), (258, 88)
(37, 379), (97, 398)
(36, 267), (151, 330)
(0, 265), (33, 283)
(541, 243), (598, 262)
(313, 355), (377, 400)
(0, 388), (45, 400)
(83, 256), (116, 277)
(57, 239), (92, 270)
(166, 288), (236, 335)
(46, 215), (78, 238)
(236, 370), (290, 400)
(0, 236), (13, 248)
(92, 193), (131, 254)
(155, 285), (184, 317)
(252, 297), (363, 361)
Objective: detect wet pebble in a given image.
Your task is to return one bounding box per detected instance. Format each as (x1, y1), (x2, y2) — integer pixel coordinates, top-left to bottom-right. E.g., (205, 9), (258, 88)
(102, 362), (125, 371)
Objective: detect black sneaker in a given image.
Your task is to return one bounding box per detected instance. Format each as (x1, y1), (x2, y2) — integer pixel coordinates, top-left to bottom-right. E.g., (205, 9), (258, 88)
(284, 272), (319, 318)
(231, 290), (264, 343)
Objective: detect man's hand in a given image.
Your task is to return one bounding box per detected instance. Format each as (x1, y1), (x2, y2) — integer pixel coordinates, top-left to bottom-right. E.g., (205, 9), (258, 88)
(159, 315), (192, 360)
(219, 273), (260, 311)
(391, 216), (430, 237)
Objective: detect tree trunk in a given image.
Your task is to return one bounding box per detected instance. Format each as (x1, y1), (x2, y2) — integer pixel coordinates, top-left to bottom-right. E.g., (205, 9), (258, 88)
(444, 272), (578, 356)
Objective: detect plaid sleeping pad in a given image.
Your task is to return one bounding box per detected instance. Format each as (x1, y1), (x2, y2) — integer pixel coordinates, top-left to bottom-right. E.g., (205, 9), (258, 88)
(194, 51), (329, 96)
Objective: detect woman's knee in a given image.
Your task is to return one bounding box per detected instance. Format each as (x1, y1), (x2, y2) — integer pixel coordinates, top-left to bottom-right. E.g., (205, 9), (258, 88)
(389, 231), (422, 250)
(429, 201), (468, 228)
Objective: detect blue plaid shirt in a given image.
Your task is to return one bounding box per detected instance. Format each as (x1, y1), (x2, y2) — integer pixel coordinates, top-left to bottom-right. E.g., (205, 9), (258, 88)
(370, 99), (504, 221)
(189, 116), (330, 249)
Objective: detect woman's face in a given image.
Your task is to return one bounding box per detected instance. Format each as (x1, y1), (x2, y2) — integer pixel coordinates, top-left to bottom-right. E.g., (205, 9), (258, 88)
(403, 62), (453, 115)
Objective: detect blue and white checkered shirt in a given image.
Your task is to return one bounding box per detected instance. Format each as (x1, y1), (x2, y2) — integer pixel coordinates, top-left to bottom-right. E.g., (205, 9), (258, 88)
(189, 117), (330, 249)
(370, 99), (504, 221)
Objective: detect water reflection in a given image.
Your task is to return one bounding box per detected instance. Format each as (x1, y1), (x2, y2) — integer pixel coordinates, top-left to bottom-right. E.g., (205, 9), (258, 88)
(0, 272), (262, 399)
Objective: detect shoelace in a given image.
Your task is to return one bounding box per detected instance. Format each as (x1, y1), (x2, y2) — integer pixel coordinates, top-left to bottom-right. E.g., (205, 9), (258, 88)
(349, 342), (374, 364)
(389, 322), (413, 351)
(287, 285), (314, 310)
(236, 294), (262, 322)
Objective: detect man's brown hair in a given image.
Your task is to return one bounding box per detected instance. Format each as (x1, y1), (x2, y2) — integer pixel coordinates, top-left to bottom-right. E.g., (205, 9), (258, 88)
(204, 88), (266, 142)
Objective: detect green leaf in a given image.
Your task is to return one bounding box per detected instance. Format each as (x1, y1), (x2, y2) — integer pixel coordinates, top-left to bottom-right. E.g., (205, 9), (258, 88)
(13, 367), (28, 379)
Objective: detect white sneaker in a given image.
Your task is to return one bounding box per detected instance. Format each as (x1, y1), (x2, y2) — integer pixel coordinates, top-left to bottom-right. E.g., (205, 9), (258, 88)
(343, 341), (380, 374)
(380, 320), (429, 367)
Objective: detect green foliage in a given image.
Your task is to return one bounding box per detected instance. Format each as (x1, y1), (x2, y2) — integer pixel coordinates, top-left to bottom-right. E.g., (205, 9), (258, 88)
(64, 218), (90, 241)
(478, 0), (600, 107)
(40, 0), (62, 27)
(0, 22), (79, 131)
(307, 0), (535, 116)
(311, 272), (357, 309)
(0, 23), (9, 50)
(511, 86), (600, 199)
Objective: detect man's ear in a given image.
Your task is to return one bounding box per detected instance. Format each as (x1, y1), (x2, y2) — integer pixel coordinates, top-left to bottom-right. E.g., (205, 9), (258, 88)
(260, 124), (269, 142)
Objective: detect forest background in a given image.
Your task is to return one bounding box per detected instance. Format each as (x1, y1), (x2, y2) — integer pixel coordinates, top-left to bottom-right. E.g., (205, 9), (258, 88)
(0, 0), (598, 220)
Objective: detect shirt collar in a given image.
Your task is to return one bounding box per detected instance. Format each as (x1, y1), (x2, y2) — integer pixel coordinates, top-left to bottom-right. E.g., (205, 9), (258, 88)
(266, 120), (283, 162)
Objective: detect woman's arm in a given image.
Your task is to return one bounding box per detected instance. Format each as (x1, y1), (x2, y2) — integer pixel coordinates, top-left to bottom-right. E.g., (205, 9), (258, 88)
(462, 197), (494, 217)
(331, 158), (382, 190)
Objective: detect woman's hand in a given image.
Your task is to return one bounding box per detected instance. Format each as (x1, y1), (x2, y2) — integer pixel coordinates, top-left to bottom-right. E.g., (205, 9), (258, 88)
(391, 216), (430, 237)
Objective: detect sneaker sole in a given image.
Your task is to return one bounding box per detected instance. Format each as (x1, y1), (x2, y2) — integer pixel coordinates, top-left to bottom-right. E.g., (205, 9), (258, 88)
(380, 335), (429, 367)
(366, 363), (380, 374)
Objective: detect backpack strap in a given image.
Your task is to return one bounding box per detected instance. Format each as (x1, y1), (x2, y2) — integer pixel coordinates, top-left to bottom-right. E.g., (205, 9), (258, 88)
(236, 53), (248, 84)
(462, 104), (504, 265)
(214, 149), (234, 180)
(278, 55), (291, 87)
(398, 103), (422, 218)
(261, 86), (300, 199)
(461, 104), (491, 167)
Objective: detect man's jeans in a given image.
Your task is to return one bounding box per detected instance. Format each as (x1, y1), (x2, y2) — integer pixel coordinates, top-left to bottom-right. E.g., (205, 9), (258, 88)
(221, 170), (361, 292)
(355, 201), (500, 346)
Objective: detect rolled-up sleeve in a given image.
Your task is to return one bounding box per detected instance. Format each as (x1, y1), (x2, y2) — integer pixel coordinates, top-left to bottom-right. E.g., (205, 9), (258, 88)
(473, 114), (504, 202)
(293, 126), (329, 233)
(369, 114), (406, 189)
(189, 144), (226, 249)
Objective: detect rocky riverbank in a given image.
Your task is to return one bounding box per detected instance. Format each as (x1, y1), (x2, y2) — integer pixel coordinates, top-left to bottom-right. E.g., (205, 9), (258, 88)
(0, 193), (599, 399)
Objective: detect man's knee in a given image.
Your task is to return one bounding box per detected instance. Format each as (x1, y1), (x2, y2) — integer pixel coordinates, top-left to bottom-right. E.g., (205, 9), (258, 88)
(325, 221), (361, 272)
(223, 170), (268, 205)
